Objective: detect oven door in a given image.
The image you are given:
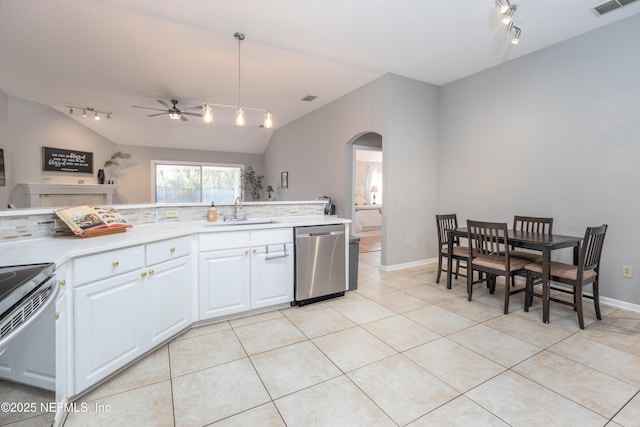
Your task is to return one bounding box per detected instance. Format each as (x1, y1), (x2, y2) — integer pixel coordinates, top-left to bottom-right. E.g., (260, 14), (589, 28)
(0, 277), (59, 389)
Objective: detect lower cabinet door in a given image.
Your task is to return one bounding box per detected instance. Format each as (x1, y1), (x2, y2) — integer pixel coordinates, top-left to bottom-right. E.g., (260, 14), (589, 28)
(251, 243), (294, 308)
(74, 271), (143, 392)
(145, 256), (192, 346)
(198, 248), (251, 319)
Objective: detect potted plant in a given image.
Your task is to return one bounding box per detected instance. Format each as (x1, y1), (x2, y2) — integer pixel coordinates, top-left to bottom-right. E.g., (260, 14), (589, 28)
(240, 166), (264, 201)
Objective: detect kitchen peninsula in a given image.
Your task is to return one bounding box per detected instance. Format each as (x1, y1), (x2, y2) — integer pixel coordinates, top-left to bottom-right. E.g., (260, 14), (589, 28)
(0, 200), (350, 427)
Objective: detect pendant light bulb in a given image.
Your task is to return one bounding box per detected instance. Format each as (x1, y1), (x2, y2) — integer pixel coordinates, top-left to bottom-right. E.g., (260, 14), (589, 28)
(263, 111), (273, 129)
(202, 104), (214, 124)
(235, 108), (246, 127)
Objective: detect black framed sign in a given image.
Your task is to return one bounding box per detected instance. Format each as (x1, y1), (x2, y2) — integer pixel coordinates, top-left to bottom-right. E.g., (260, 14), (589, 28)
(42, 146), (93, 173)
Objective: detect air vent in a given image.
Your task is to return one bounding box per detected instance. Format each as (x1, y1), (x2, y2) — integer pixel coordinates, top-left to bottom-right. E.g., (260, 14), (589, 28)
(301, 95), (317, 102)
(592, 0), (637, 15)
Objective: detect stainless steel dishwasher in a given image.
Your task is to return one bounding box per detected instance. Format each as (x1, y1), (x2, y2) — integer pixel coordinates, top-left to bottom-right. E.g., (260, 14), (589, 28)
(294, 224), (346, 305)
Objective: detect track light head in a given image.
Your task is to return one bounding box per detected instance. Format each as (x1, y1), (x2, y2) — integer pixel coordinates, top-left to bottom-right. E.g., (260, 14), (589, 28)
(502, 5), (517, 25)
(511, 27), (522, 44)
(495, 0), (510, 14)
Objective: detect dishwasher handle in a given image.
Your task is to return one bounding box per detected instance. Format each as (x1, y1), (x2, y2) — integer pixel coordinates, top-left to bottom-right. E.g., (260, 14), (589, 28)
(296, 229), (345, 239)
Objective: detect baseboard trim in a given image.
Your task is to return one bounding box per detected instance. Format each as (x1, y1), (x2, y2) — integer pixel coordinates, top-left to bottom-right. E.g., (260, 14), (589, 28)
(600, 296), (640, 313)
(377, 260), (640, 314)
(380, 257), (437, 272)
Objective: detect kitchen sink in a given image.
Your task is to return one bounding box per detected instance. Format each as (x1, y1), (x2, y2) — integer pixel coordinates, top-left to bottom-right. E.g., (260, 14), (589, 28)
(204, 218), (277, 226)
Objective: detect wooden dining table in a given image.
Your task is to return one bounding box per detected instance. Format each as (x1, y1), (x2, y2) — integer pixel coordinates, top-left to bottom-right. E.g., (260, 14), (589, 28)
(447, 228), (583, 324)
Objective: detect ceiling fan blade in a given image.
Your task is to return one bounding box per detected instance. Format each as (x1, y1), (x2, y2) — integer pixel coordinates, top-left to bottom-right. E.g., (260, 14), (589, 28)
(147, 112), (168, 117)
(180, 114), (188, 122)
(133, 105), (167, 112)
(182, 112), (202, 117)
(182, 105), (202, 110)
(157, 100), (171, 109)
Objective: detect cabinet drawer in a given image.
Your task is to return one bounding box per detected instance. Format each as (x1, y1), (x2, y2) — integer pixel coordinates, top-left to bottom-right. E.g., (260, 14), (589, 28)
(250, 229), (293, 246)
(199, 231), (250, 252)
(74, 246), (145, 286)
(146, 236), (191, 266)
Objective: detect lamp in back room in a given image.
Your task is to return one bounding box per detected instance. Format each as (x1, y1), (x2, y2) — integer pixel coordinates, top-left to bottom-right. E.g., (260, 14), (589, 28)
(266, 185), (274, 200)
(370, 186), (379, 204)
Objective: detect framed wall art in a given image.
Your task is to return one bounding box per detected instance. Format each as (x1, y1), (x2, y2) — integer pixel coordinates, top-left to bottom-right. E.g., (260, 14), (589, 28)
(42, 146), (93, 173)
(281, 171), (288, 189)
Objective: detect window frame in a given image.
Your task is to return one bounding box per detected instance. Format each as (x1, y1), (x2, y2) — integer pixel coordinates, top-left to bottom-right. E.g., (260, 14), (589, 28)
(151, 160), (244, 204)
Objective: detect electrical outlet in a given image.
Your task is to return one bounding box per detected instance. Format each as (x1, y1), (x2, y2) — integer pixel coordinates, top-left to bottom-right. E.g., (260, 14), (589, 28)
(622, 266), (633, 278)
(289, 206), (298, 213)
(165, 210), (179, 218)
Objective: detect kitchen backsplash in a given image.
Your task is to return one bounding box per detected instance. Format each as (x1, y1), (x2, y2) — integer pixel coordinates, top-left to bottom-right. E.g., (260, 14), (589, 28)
(0, 202), (325, 241)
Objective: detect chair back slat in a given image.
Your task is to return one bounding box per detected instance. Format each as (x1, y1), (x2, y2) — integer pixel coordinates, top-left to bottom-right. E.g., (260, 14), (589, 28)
(579, 224), (608, 272)
(513, 215), (553, 234)
(436, 214), (458, 247)
(467, 220), (508, 259)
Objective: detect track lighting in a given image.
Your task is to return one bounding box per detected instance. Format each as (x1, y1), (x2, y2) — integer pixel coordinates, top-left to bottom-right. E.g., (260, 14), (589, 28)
(67, 106), (113, 121)
(511, 27), (522, 44)
(199, 32), (274, 128)
(501, 5), (516, 25)
(495, 0), (510, 14)
(495, 1), (522, 45)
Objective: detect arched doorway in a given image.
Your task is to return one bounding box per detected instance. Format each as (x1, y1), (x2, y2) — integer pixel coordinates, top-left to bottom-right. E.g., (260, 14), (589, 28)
(346, 132), (383, 264)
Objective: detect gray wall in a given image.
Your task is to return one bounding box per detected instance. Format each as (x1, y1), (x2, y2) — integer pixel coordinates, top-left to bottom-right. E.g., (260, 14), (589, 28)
(264, 74), (441, 267)
(1, 96), (264, 206)
(0, 91), (8, 207)
(439, 14), (640, 305)
(115, 145), (264, 204)
(6, 96), (116, 207)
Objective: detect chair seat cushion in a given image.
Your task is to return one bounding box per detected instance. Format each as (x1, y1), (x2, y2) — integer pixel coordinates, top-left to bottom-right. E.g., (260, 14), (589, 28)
(441, 246), (469, 258)
(525, 261), (597, 282)
(510, 250), (543, 263)
(472, 255), (529, 272)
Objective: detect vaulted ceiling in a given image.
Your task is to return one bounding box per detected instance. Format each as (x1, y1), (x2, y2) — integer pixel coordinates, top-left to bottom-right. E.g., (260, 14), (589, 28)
(1, 0), (638, 154)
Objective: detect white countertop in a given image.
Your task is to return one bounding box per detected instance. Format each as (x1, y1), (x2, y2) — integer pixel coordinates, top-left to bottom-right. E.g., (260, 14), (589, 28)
(0, 216), (350, 267)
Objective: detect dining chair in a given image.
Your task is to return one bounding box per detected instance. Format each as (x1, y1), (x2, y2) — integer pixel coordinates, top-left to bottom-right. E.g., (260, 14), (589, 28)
(435, 214), (468, 284)
(510, 215), (554, 263)
(467, 220), (529, 314)
(524, 224), (607, 329)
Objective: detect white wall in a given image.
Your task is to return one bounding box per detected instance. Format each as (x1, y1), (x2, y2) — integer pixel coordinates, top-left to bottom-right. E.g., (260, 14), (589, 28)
(439, 14), (640, 304)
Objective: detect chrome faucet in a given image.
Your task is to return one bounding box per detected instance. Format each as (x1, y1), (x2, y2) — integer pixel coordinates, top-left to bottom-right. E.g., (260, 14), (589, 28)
(233, 196), (244, 220)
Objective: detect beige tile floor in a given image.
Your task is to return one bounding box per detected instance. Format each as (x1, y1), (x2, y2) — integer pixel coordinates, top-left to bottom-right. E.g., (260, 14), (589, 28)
(4, 250), (640, 426)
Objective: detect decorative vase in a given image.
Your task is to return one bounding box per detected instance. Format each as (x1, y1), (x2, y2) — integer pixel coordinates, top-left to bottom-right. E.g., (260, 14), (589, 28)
(97, 169), (105, 184)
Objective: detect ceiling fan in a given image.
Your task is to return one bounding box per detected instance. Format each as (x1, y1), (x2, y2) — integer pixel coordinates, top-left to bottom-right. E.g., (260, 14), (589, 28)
(132, 99), (201, 121)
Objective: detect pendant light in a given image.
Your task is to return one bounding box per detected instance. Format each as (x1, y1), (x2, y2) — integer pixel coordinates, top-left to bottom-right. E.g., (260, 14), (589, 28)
(201, 32), (274, 128)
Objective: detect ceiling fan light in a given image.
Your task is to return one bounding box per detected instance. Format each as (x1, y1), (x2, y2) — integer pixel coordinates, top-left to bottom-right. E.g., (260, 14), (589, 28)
(202, 104), (214, 124)
(169, 111), (181, 120)
(263, 111), (273, 129)
(235, 108), (246, 127)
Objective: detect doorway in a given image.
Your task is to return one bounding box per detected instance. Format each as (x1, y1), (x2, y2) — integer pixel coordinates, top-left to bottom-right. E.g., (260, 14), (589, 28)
(349, 133), (382, 258)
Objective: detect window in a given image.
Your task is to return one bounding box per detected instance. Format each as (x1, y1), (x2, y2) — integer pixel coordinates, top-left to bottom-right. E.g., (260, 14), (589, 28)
(154, 162), (241, 204)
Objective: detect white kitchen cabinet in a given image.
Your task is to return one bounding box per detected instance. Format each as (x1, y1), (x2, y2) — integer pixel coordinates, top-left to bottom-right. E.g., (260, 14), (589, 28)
(73, 237), (192, 393)
(198, 248), (251, 318)
(74, 269), (143, 392)
(144, 256), (192, 347)
(198, 229), (293, 320)
(251, 243), (294, 308)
